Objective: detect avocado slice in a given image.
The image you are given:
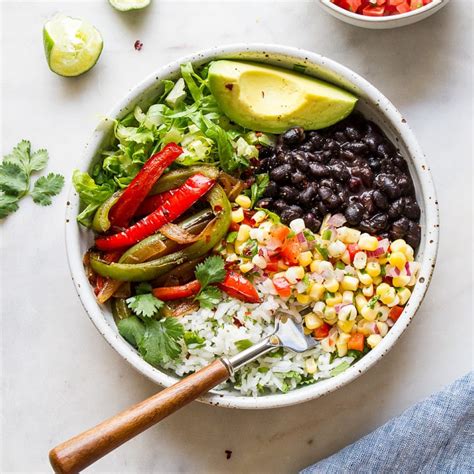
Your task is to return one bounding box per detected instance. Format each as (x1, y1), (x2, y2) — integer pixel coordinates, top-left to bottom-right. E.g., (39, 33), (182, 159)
(208, 60), (358, 133)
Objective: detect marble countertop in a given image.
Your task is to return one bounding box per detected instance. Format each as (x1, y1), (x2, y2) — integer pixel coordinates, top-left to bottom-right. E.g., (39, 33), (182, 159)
(1, 1), (472, 472)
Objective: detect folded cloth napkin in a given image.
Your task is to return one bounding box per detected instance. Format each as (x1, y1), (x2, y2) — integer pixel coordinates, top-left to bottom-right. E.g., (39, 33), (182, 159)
(301, 372), (474, 474)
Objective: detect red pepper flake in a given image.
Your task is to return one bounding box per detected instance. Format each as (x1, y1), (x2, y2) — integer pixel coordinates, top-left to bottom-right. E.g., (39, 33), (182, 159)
(134, 40), (143, 51)
(225, 450), (232, 460)
(225, 83), (233, 91)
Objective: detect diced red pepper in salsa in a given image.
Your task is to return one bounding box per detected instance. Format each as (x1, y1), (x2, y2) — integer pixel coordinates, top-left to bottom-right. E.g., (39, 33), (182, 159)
(331, 0), (432, 15)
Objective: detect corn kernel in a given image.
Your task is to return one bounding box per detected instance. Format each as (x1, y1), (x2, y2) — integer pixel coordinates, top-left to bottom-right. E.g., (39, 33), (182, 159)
(326, 292), (343, 307)
(324, 278), (339, 293)
(252, 254), (267, 269)
(397, 288), (411, 305)
(310, 260), (319, 272)
(367, 334), (383, 348)
(337, 226), (361, 244)
(296, 293), (311, 305)
(341, 276), (359, 291)
(235, 194), (251, 209)
(393, 275), (410, 288)
(362, 284), (374, 297)
(357, 271), (373, 286)
(252, 210), (267, 224)
(320, 337), (336, 353)
(366, 261), (381, 277)
(358, 233), (379, 251)
(377, 305), (390, 321)
(237, 224), (251, 242)
(373, 275), (383, 285)
(323, 306), (337, 324)
(290, 218), (305, 233)
(318, 261), (334, 273)
(309, 283), (325, 301)
(355, 294), (368, 312)
(341, 250), (351, 265)
(380, 288), (396, 305)
(357, 321), (372, 336)
(376, 283), (391, 297)
(338, 304), (357, 321)
(361, 305), (378, 321)
(390, 239), (407, 254)
(342, 290), (354, 304)
(339, 333), (352, 345)
(305, 313), (323, 330)
(376, 322), (389, 337)
(313, 301), (326, 315)
(285, 266), (305, 284)
(405, 245), (414, 261)
(337, 319), (354, 333)
(305, 357), (318, 374)
(389, 251), (407, 270)
(303, 326), (312, 335)
(378, 257), (388, 265)
(328, 240), (346, 258)
(336, 341), (348, 357)
(239, 262), (254, 273)
(231, 207), (244, 223)
(353, 251), (367, 270)
(298, 251), (313, 267)
(235, 241), (246, 255)
(386, 295), (400, 308)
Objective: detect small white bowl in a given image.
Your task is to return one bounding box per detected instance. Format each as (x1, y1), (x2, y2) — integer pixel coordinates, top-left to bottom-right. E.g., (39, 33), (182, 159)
(65, 44), (439, 409)
(318, 0), (450, 29)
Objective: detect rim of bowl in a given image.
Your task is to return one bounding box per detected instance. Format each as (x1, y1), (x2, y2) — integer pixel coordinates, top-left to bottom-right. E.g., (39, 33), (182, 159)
(319, 0), (446, 22)
(65, 43), (439, 410)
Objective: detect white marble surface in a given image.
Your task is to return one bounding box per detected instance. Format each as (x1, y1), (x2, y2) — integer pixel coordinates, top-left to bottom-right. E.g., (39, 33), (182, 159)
(1, 1), (472, 472)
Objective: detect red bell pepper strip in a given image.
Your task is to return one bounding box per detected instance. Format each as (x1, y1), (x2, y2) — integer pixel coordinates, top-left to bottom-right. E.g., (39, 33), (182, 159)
(135, 189), (177, 217)
(108, 143), (183, 228)
(218, 270), (261, 303)
(95, 174), (215, 251)
(152, 280), (201, 301)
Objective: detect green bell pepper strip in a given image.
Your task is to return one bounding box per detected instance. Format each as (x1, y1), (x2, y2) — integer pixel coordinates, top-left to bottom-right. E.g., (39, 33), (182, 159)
(92, 191), (123, 233)
(111, 298), (133, 322)
(90, 185), (230, 282)
(150, 165), (219, 195)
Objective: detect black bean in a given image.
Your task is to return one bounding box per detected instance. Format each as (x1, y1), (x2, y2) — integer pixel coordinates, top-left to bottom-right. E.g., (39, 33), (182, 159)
(393, 153), (408, 171)
(397, 175), (414, 196)
(389, 217), (410, 240)
(405, 221), (421, 249)
(325, 193), (340, 210)
(404, 197), (421, 220)
(373, 190), (389, 210)
(270, 164), (292, 182)
(374, 174), (401, 200)
(298, 186), (317, 206)
(282, 127), (305, 147)
(334, 131), (347, 143)
(256, 197), (272, 208)
(348, 177), (362, 192)
(272, 199), (287, 212)
(367, 156), (381, 172)
(304, 212), (321, 232)
(321, 151), (333, 163)
(280, 205), (303, 223)
(294, 152), (309, 172)
(388, 198), (405, 220)
(263, 181), (279, 198)
(279, 186), (298, 202)
(330, 163), (350, 182)
(320, 178), (336, 189)
(340, 149), (356, 162)
(363, 134), (382, 153)
(345, 203), (364, 225)
(258, 146), (275, 159)
(299, 143), (314, 152)
(307, 131), (324, 150)
(370, 213), (389, 231)
(346, 142), (368, 155)
(318, 186), (332, 201)
(291, 171), (306, 187)
(359, 219), (376, 234)
(317, 201), (328, 215)
(337, 190), (349, 209)
(345, 126), (361, 141)
(377, 142), (394, 160)
(359, 191), (375, 214)
(309, 163), (330, 178)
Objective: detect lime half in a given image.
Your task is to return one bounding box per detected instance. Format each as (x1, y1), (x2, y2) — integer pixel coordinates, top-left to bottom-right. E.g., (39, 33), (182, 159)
(43, 14), (103, 77)
(109, 0), (151, 11)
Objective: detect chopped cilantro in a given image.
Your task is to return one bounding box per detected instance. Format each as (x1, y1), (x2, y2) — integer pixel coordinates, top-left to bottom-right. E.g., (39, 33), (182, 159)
(126, 293), (164, 318)
(226, 231), (238, 243)
(244, 173), (269, 207)
(367, 295), (380, 309)
(184, 331), (205, 347)
(194, 256), (226, 309)
(315, 244), (329, 260)
(234, 339), (253, 351)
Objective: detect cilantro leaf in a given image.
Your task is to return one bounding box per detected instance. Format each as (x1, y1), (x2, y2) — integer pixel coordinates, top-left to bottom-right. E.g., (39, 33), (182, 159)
(0, 162), (28, 196)
(0, 192), (19, 219)
(135, 282), (153, 295)
(246, 173), (269, 207)
(195, 256), (226, 288)
(184, 331), (205, 347)
(3, 140), (31, 173)
(195, 286), (221, 309)
(235, 339), (253, 351)
(117, 316), (145, 348)
(138, 318), (184, 366)
(31, 173), (64, 205)
(29, 149), (49, 172)
(126, 293), (164, 318)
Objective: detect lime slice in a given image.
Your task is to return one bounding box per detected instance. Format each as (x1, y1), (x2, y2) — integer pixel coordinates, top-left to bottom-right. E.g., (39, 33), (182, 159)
(109, 0), (151, 11)
(43, 14), (103, 77)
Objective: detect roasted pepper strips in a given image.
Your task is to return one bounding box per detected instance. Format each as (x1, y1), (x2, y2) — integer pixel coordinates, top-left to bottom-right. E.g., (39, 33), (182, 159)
(96, 174), (215, 251)
(90, 184), (231, 281)
(135, 189), (176, 217)
(150, 165), (219, 195)
(92, 191), (123, 233)
(152, 280), (201, 301)
(108, 143), (183, 228)
(218, 270), (261, 303)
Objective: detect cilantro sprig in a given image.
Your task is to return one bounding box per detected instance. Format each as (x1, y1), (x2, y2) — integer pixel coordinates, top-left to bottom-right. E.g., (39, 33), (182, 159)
(194, 255), (226, 309)
(0, 140), (64, 219)
(126, 283), (164, 318)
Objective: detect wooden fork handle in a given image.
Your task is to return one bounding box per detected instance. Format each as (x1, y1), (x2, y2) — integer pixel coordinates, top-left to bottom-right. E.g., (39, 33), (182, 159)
(49, 359), (230, 474)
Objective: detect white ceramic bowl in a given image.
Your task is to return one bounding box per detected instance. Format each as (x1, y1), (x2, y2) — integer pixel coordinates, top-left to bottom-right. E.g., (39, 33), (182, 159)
(66, 44), (439, 409)
(318, 0), (449, 29)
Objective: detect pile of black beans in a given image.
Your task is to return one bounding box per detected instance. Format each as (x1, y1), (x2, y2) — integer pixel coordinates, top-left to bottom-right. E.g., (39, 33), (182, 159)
(256, 112), (421, 249)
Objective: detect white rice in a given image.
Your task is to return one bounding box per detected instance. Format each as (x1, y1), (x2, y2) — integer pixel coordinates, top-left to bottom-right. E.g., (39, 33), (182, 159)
(162, 293), (355, 396)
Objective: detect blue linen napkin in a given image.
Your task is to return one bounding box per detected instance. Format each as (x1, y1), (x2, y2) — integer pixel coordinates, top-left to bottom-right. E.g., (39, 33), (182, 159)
(301, 372), (474, 473)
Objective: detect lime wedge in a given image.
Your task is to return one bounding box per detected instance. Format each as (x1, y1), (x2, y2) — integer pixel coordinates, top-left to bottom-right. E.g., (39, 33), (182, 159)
(109, 0), (151, 11)
(43, 14), (103, 77)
